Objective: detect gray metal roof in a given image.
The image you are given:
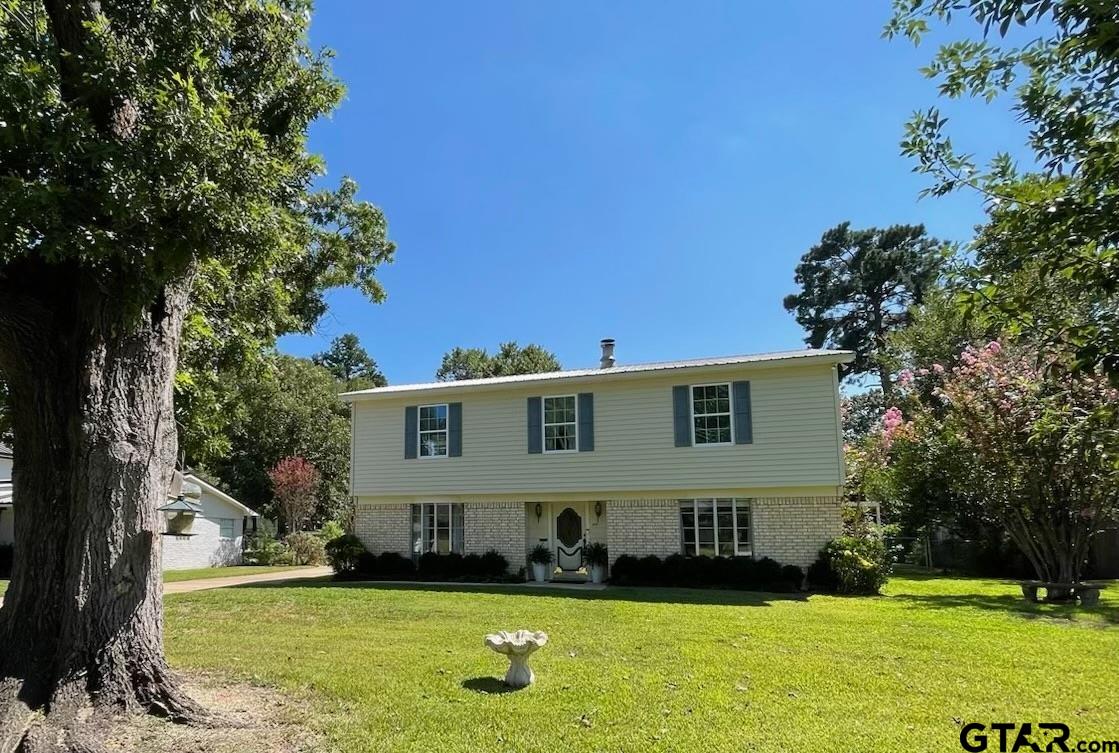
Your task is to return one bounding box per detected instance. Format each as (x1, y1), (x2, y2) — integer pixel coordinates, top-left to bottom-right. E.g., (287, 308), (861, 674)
(341, 348), (853, 402)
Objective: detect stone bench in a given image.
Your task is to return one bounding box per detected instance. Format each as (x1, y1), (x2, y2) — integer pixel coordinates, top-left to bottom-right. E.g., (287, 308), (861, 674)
(1019, 581), (1108, 607)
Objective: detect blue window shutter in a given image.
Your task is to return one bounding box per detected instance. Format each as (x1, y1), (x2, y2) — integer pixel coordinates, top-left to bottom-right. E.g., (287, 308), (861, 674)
(673, 386), (692, 447)
(527, 397), (543, 454)
(448, 402), (463, 457)
(404, 406), (418, 459)
(733, 381), (753, 444)
(577, 393), (594, 452)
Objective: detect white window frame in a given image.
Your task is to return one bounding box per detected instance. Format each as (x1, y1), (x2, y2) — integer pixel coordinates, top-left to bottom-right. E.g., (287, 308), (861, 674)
(690, 382), (734, 446)
(679, 498), (752, 557)
(418, 403), (449, 459)
(411, 502), (464, 556)
(542, 394), (579, 454)
(218, 518), (235, 540)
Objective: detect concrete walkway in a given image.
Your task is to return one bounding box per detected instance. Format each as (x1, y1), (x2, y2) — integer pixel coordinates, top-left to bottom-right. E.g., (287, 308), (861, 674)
(162, 566), (334, 595)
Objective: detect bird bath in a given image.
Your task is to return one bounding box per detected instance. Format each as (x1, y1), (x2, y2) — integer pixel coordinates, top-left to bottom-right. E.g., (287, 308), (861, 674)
(484, 630), (548, 688)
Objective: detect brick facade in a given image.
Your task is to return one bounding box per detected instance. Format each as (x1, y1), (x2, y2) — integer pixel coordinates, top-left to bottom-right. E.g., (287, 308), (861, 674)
(464, 501), (526, 570)
(605, 499), (680, 565)
(354, 502), (412, 558)
(353, 495), (842, 574)
(750, 496), (842, 567)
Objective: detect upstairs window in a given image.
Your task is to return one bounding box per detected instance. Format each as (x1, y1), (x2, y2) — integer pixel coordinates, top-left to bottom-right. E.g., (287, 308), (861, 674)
(543, 395), (577, 452)
(692, 383), (732, 445)
(419, 404), (448, 457)
(679, 499), (751, 557)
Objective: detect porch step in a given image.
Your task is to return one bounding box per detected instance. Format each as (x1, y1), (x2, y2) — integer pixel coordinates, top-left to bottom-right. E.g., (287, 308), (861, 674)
(550, 572), (589, 584)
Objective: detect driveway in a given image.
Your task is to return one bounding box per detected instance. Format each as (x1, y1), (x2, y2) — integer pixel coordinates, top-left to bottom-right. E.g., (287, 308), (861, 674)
(0, 566), (333, 606)
(162, 566), (333, 594)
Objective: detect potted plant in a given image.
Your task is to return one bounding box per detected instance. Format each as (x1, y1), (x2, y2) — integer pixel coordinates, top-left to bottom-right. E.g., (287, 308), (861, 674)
(584, 542), (608, 584)
(529, 544), (553, 582)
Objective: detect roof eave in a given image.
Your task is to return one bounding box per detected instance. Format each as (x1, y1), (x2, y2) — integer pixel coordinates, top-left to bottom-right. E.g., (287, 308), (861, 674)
(341, 350), (854, 403)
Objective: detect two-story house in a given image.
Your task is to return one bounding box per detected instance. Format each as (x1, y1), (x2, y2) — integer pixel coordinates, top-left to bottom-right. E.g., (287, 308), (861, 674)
(343, 341), (853, 577)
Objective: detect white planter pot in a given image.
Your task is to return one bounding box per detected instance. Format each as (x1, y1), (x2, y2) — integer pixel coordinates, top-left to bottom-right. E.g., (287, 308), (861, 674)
(590, 564), (606, 584)
(532, 562), (551, 582)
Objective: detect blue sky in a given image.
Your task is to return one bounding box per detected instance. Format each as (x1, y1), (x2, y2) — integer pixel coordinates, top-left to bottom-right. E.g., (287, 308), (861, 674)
(279, 1), (1030, 384)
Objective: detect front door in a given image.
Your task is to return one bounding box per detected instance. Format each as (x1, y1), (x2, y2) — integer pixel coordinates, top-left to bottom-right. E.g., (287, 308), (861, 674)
(555, 506), (584, 571)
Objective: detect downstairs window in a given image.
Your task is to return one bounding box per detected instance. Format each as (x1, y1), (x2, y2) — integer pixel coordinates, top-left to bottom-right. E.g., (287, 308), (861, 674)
(679, 498), (751, 557)
(411, 502), (464, 556)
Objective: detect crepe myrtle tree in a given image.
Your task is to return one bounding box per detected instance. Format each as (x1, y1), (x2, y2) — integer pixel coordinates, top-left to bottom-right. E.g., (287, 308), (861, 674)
(0, 0), (392, 744)
(868, 343), (1119, 590)
(268, 456), (321, 534)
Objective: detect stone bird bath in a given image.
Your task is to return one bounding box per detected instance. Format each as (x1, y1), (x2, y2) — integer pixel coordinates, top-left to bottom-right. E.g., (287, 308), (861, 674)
(484, 630), (548, 688)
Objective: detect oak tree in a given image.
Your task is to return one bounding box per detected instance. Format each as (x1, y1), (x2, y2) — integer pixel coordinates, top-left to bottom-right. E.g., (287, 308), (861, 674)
(0, 0), (392, 743)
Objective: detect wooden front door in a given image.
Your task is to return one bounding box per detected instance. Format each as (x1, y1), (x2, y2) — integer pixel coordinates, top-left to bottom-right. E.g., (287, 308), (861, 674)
(555, 506), (584, 571)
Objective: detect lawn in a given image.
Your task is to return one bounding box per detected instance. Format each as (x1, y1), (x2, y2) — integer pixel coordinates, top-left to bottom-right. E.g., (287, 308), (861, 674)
(162, 565), (314, 583)
(165, 573), (1118, 753)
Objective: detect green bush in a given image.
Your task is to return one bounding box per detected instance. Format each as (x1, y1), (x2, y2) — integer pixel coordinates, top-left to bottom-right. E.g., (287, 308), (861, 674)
(284, 532), (326, 565)
(584, 542), (609, 567)
(809, 536), (891, 595)
(242, 529), (293, 566)
(317, 520), (346, 543)
(610, 553), (803, 593)
(325, 533), (366, 574)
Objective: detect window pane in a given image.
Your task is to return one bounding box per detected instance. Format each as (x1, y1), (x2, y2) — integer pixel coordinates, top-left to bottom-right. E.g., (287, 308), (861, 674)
(452, 505), (464, 553)
(412, 505), (422, 555)
(697, 527), (715, 556)
(736, 500), (751, 553)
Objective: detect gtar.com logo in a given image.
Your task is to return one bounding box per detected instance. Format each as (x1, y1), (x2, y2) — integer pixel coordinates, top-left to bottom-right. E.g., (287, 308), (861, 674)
(960, 722), (1118, 753)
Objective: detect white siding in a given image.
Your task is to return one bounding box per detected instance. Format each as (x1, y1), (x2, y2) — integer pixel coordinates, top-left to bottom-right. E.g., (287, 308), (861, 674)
(351, 363), (843, 496)
(161, 488), (246, 570)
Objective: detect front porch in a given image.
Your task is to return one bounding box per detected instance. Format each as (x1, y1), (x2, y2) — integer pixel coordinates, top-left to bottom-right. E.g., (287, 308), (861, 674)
(524, 500), (608, 581)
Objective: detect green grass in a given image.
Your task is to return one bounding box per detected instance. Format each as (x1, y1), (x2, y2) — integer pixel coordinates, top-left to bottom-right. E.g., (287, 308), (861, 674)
(162, 565), (313, 583)
(165, 574), (1118, 753)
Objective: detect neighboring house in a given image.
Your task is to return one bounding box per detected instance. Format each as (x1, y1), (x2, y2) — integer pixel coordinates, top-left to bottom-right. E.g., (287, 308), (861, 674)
(161, 472), (260, 570)
(343, 341), (853, 577)
(0, 443), (12, 547)
(0, 445), (258, 570)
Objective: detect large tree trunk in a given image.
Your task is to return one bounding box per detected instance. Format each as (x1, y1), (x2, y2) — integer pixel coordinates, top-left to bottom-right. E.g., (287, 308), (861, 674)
(0, 259), (202, 750)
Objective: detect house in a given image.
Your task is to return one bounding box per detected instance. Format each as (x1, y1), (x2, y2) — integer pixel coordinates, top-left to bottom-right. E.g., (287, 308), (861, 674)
(0, 443), (258, 571)
(343, 340), (853, 577)
(160, 472), (260, 570)
(0, 443), (12, 547)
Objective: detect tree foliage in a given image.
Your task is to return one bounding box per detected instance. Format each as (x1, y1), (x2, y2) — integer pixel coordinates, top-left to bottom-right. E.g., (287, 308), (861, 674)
(435, 341), (561, 381)
(0, 0), (393, 729)
(201, 354), (350, 525)
(313, 332), (387, 390)
(886, 0), (1119, 377)
(866, 341), (1119, 586)
(784, 222), (948, 393)
(268, 456), (321, 534)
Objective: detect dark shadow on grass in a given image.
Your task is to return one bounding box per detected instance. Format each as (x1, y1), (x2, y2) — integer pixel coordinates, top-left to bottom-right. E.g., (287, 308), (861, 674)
(229, 577), (809, 608)
(461, 677), (519, 694)
(894, 590), (1119, 626)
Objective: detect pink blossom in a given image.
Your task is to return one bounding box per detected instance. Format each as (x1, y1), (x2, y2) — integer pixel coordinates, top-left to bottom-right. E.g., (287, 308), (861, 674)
(987, 341), (1002, 354)
(932, 363), (945, 374)
(916, 368), (929, 377)
(898, 369), (914, 386)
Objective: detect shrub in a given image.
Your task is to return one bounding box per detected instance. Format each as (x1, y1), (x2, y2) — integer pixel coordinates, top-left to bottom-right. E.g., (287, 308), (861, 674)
(242, 530), (293, 566)
(325, 534), (366, 574)
(418, 551), (465, 580)
(809, 536), (891, 595)
(317, 520), (345, 543)
(284, 531), (327, 565)
(479, 549), (509, 579)
(373, 551), (416, 578)
(609, 552), (803, 592)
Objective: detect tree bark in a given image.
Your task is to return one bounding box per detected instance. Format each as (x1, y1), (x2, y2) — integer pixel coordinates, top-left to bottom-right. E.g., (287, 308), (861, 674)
(0, 258), (202, 750)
